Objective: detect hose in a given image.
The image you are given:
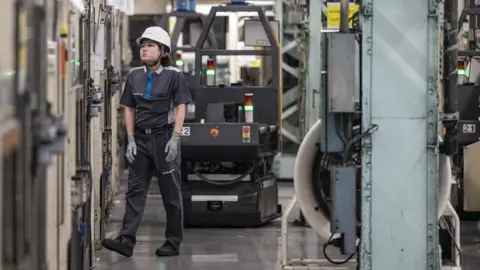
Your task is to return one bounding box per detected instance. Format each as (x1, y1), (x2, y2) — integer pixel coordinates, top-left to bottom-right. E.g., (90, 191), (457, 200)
(322, 234), (356, 265)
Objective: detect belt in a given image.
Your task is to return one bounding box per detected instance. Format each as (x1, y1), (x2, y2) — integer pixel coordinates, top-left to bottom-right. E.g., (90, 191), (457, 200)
(135, 125), (172, 135)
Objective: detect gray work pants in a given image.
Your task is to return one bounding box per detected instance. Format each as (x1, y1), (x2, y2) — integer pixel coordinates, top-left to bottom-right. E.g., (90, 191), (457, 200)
(118, 126), (183, 250)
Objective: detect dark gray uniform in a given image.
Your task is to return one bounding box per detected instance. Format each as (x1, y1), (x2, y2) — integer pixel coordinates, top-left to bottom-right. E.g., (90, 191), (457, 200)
(119, 65), (192, 251)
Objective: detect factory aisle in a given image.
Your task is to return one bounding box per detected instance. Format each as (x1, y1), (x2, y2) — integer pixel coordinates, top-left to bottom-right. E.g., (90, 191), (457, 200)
(95, 173), (480, 270)
(95, 174), (356, 270)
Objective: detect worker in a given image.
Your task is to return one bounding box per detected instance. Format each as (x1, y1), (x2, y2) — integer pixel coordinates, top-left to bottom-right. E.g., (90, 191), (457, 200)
(101, 26), (192, 257)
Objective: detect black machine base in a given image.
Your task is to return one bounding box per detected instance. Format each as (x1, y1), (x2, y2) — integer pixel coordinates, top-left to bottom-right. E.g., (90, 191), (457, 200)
(182, 175), (282, 227)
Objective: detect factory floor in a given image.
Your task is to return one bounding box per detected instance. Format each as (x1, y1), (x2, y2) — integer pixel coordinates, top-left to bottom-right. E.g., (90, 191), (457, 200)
(95, 174), (480, 270)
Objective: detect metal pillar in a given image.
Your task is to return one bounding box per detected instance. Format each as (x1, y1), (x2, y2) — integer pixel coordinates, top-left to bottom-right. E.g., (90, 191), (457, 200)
(305, 0), (323, 139)
(273, 0), (307, 179)
(360, 0), (441, 269)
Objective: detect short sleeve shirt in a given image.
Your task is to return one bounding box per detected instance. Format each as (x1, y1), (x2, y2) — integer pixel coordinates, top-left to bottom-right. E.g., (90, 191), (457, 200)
(120, 66), (193, 129)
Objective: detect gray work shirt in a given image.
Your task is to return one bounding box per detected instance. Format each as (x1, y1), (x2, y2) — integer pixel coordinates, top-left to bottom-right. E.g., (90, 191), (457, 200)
(120, 66), (192, 129)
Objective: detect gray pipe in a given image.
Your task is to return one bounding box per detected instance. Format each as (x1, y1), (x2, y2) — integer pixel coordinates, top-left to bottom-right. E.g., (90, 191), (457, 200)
(443, 0), (459, 155)
(339, 0), (349, 33)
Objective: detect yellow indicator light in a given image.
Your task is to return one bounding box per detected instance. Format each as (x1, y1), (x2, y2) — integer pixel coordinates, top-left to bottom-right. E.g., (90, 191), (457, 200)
(60, 26), (68, 37)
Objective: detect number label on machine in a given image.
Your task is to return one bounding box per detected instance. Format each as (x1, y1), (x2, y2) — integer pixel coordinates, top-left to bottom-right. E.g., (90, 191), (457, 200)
(180, 127), (190, 136)
(242, 126), (251, 143)
(463, 124), (476, 134)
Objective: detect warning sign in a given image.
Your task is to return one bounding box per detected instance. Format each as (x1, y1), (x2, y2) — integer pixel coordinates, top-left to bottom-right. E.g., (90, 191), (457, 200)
(326, 3), (359, 29)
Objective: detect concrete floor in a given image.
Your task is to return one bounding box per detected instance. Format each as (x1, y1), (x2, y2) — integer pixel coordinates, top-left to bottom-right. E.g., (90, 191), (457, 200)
(95, 178), (480, 270)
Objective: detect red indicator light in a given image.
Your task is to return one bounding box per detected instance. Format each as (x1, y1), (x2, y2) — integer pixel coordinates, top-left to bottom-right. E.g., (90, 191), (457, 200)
(244, 93), (253, 106)
(210, 128), (219, 137)
(207, 58), (215, 70)
(458, 60), (465, 70)
(242, 126), (250, 133)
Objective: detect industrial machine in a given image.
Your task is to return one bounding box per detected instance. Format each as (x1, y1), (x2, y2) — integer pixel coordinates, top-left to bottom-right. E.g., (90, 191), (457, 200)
(2, 0), (68, 268)
(1, 0), (130, 269)
(180, 1), (283, 227)
(280, 0), (462, 269)
(451, 5), (480, 221)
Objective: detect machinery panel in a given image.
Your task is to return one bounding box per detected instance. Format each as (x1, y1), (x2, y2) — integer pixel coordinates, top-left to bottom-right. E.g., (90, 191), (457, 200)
(181, 123), (268, 161)
(330, 166), (357, 255)
(194, 87), (279, 125)
(327, 33), (356, 113)
(463, 141), (480, 211)
(325, 113), (345, 152)
(458, 84), (480, 120)
(181, 123), (260, 146)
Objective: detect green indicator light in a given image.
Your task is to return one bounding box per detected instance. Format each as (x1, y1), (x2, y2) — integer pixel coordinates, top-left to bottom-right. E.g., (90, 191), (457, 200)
(176, 60), (184, 66)
(206, 69), (215, 76)
(4, 70), (16, 77)
(244, 105), (254, 112)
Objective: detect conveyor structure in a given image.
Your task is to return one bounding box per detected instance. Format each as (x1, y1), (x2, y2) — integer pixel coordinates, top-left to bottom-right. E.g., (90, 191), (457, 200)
(280, 0), (463, 269)
(180, 2), (283, 227)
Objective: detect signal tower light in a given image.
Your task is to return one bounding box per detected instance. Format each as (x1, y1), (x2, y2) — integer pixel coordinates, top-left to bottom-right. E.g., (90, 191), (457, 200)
(244, 94), (253, 111)
(244, 93), (254, 123)
(176, 53), (184, 67)
(206, 58), (215, 76)
(458, 60), (466, 76)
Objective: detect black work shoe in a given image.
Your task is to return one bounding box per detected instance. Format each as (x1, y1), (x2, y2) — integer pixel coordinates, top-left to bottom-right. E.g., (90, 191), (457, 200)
(155, 242), (179, 257)
(101, 238), (134, 257)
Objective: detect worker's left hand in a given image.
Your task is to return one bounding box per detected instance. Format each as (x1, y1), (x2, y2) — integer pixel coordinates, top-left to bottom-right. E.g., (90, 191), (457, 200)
(165, 132), (181, 162)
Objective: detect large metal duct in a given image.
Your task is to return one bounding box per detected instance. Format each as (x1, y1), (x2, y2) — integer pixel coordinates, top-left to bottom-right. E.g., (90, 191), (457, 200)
(293, 119), (453, 239)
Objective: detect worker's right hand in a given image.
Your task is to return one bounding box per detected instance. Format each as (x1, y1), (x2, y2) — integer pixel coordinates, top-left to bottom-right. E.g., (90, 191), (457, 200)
(126, 136), (137, 163)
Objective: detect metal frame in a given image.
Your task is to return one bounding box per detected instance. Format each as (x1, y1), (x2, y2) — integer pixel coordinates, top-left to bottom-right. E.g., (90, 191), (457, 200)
(158, 11), (218, 64)
(441, 202), (462, 268)
(456, 7), (480, 57)
(280, 196), (357, 269)
(91, 0), (109, 255)
(272, 0), (308, 179)
(194, 5), (280, 88)
(192, 5), (281, 130)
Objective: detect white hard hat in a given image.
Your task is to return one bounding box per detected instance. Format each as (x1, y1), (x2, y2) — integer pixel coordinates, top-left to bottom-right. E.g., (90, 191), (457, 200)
(136, 26), (171, 53)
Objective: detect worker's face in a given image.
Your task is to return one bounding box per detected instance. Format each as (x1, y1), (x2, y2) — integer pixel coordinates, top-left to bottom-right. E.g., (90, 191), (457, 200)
(140, 40), (161, 63)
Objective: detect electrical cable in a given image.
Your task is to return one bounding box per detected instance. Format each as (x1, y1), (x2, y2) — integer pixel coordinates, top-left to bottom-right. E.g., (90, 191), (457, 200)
(335, 114), (348, 147)
(322, 234), (356, 265)
(342, 124), (379, 164)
